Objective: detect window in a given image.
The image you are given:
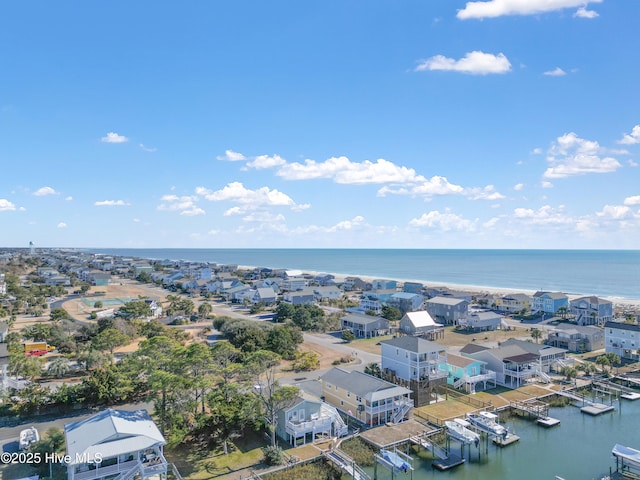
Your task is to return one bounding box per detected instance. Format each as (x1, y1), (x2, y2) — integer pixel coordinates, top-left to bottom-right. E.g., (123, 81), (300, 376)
(356, 396), (361, 402)
(340, 400), (344, 406)
(347, 392), (351, 398)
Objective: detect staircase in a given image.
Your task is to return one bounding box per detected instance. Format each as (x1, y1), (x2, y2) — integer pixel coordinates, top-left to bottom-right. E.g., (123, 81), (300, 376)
(536, 369), (551, 383)
(321, 402), (348, 437)
(113, 464), (142, 480)
(391, 401), (412, 424)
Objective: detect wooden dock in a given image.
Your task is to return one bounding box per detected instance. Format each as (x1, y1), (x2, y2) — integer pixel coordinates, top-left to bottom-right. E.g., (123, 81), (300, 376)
(432, 453), (465, 471)
(493, 433), (520, 446)
(581, 403), (615, 415)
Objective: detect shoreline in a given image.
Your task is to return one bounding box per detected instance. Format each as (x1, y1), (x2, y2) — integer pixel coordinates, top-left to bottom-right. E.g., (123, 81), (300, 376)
(238, 264), (640, 309)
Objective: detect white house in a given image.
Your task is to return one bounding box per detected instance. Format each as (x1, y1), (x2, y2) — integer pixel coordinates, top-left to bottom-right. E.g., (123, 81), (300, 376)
(398, 311), (444, 340)
(605, 321), (640, 361)
(64, 408), (174, 480)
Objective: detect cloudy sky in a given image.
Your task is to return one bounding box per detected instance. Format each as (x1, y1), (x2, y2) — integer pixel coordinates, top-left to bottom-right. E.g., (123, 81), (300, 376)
(1, 1), (639, 249)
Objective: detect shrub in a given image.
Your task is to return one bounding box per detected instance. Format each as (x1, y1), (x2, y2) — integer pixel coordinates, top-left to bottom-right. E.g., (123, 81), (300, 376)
(262, 445), (285, 465)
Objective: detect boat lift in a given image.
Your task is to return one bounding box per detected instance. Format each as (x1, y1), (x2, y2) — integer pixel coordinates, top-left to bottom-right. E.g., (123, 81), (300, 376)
(374, 447), (414, 479)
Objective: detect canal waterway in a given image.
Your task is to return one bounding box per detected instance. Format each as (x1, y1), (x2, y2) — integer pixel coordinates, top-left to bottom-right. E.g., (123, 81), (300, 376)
(361, 395), (638, 480)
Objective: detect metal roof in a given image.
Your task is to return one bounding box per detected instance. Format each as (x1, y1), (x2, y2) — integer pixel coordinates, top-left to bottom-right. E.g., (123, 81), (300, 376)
(65, 409), (165, 465)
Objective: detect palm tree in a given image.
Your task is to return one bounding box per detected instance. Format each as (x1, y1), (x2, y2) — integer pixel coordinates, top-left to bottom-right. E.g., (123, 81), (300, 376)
(47, 357), (71, 378)
(198, 302), (213, 318)
(530, 328), (543, 344)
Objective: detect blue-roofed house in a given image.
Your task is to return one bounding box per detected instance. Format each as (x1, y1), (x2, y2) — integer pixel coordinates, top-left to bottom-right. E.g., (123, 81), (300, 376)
(64, 408), (175, 480)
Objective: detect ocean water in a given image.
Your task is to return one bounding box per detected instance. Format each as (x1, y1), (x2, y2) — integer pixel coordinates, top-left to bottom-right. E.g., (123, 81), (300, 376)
(87, 249), (640, 300)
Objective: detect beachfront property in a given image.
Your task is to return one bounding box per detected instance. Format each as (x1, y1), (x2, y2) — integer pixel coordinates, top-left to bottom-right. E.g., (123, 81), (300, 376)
(312, 285), (343, 301)
(342, 276), (369, 291)
(340, 312), (390, 338)
(425, 296), (469, 326)
(446, 352), (496, 393)
(281, 275), (308, 292)
(371, 279), (397, 290)
(398, 311), (445, 340)
(64, 408), (171, 480)
(380, 336), (448, 406)
(402, 281), (424, 294)
(546, 323), (604, 353)
(320, 367), (413, 426)
(457, 309), (503, 332)
(570, 296), (613, 326)
(605, 321), (640, 361)
(532, 291), (569, 315)
(275, 397), (348, 446)
(494, 293), (532, 314)
(388, 292), (424, 314)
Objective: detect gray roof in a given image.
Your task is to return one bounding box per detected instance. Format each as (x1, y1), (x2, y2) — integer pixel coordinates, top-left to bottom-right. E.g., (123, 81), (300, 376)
(342, 313), (388, 325)
(321, 368), (411, 401)
(499, 338), (565, 356)
(571, 295), (612, 305)
(427, 296), (468, 306)
(380, 336), (447, 354)
(65, 409), (165, 464)
(533, 291), (567, 299)
(605, 321), (640, 332)
(460, 343), (490, 354)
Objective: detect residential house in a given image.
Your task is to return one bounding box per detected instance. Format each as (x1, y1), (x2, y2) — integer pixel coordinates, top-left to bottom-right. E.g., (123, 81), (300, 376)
(283, 290), (316, 305)
(547, 323), (604, 353)
(0, 279), (6, 296)
(343, 276), (369, 291)
(341, 313), (390, 338)
(425, 296), (469, 326)
(494, 293), (532, 314)
(64, 408), (173, 480)
(604, 321), (640, 361)
(276, 397), (348, 446)
(398, 311), (444, 340)
(144, 299), (163, 319)
(371, 279), (397, 291)
(313, 273), (336, 286)
(532, 291), (569, 316)
(457, 310), (503, 332)
(570, 296), (613, 326)
(402, 282), (424, 294)
(86, 271), (111, 286)
(463, 340), (566, 388)
(225, 284), (251, 302)
(132, 262), (154, 276)
(389, 292), (424, 314)
(281, 276), (308, 292)
(446, 352), (496, 393)
(380, 336), (448, 406)
(320, 368), (413, 426)
(359, 289), (396, 314)
(313, 286), (343, 302)
(0, 321), (8, 342)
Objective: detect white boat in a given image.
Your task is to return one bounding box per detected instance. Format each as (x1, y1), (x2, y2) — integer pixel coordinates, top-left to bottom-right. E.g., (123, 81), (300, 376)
(467, 411), (508, 438)
(445, 420), (480, 446)
(19, 427), (40, 450)
(612, 444), (640, 469)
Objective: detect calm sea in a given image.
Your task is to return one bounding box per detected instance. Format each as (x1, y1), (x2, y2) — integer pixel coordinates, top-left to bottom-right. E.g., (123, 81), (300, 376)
(87, 249), (640, 300)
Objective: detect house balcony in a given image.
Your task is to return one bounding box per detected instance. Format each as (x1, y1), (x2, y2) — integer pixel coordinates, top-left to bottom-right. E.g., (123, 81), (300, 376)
(72, 451), (167, 480)
(286, 416), (333, 437)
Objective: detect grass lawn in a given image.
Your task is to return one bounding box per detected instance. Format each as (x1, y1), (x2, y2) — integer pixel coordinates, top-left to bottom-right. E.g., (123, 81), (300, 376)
(166, 431), (267, 479)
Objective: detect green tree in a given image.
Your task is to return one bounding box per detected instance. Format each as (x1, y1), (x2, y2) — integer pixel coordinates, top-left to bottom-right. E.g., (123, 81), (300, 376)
(341, 330), (356, 343)
(82, 364), (134, 404)
(94, 300), (103, 309)
(364, 362), (382, 378)
(253, 365), (299, 447)
(291, 351), (320, 372)
(92, 328), (130, 360)
(28, 427), (67, 478)
(595, 355), (610, 373)
(50, 307), (69, 323)
(77, 349), (110, 371)
(266, 325), (303, 359)
(8, 353), (43, 379)
(198, 302), (213, 318)
(381, 305), (402, 322)
(530, 328), (543, 344)
(118, 299), (152, 319)
(47, 357), (71, 378)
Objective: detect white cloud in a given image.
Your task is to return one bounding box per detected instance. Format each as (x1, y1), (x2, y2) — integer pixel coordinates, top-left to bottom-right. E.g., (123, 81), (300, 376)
(216, 149), (246, 161)
(541, 181), (554, 188)
(409, 210), (476, 232)
(415, 51), (511, 75)
(157, 194), (205, 216)
(196, 182), (309, 214)
(34, 186), (58, 196)
(513, 183), (524, 191)
(619, 125), (640, 145)
(0, 199), (16, 211)
(544, 132), (622, 178)
(531, 147), (543, 155)
(457, 0), (602, 19)
(139, 144), (157, 152)
(94, 200), (130, 206)
(246, 154), (287, 170)
(544, 67), (567, 76)
(57, 222), (67, 228)
(574, 6), (599, 18)
(624, 195), (640, 206)
(596, 205), (632, 220)
(242, 212), (287, 223)
(133, 218), (141, 223)
(513, 205), (570, 225)
(629, 160), (639, 167)
(465, 185), (506, 201)
(277, 156), (426, 184)
(65, 196), (73, 201)
(101, 132), (128, 143)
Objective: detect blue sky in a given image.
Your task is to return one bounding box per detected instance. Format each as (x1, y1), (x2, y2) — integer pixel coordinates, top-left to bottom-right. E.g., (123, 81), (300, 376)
(1, 1), (639, 249)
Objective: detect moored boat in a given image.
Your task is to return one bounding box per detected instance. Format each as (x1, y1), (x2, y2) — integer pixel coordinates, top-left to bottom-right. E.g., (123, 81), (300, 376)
(445, 420), (480, 446)
(467, 411), (508, 438)
(612, 444), (640, 469)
